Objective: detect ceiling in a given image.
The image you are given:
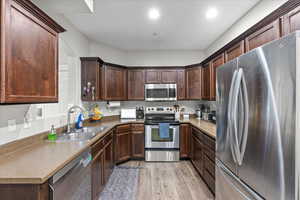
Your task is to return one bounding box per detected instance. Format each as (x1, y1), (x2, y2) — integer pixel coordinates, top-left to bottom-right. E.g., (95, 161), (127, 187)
(35, 0), (261, 51)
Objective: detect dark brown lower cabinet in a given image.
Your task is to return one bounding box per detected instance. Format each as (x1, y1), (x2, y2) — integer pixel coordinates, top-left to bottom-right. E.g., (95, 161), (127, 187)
(91, 130), (113, 200)
(0, 182), (49, 200)
(180, 124), (191, 158)
(191, 126), (216, 195)
(115, 125), (132, 164)
(131, 124), (145, 159)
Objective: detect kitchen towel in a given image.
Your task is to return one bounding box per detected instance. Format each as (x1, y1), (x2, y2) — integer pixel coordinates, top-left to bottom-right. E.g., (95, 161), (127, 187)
(159, 123), (170, 139)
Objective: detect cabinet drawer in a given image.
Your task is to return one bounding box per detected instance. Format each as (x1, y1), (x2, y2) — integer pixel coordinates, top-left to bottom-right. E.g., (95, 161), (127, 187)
(203, 134), (215, 150)
(131, 124), (144, 131)
(204, 169), (215, 194)
(204, 145), (215, 163)
(116, 124), (131, 133)
(204, 155), (215, 177)
(192, 127), (204, 141)
(92, 139), (105, 157)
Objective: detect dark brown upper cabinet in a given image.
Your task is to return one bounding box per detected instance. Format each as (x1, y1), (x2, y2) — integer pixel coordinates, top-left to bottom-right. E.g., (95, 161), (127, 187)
(225, 40), (245, 63)
(201, 63), (211, 100)
(245, 19), (281, 52)
(81, 57), (104, 101)
(0, 0), (65, 104)
(186, 66), (202, 100)
(210, 54), (224, 100)
(102, 64), (127, 101)
(177, 69), (186, 100)
(282, 6), (300, 36)
(127, 69), (145, 100)
(161, 70), (178, 83)
(145, 70), (162, 83)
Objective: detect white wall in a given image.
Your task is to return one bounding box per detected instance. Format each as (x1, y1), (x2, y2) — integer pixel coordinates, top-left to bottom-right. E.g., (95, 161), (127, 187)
(124, 50), (205, 66)
(89, 43), (128, 65)
(205, 0), (289, 57)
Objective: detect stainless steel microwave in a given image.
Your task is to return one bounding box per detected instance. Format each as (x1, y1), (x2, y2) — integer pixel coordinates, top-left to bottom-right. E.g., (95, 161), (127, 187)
(145, 84), (177, 101)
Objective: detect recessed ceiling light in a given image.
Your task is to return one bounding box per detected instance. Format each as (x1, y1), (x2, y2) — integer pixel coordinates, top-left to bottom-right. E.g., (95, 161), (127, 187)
(148, 8), (160, 20)
(206, 7), (218, 19)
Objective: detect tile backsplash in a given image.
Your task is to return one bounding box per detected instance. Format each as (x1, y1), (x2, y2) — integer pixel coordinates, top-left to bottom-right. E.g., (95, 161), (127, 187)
(83, 100), (216, 116)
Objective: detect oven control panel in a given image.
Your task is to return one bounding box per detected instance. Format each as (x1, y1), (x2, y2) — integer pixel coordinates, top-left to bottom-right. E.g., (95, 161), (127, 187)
(145, 107), (174, 114)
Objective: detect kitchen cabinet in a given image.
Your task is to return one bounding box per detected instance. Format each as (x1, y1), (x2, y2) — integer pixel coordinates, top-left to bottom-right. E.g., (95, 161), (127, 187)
(282, 6), (300, 35)
(201, 63), (211, 100)
(210, 54), (225, 100)
(191, 126), (216, 194)
(91, 130), (113, 200)
(186, 66), (202, 100)
(161, 70), (178, 83)
(191, 128), (204, 176)
(245, 19), (281, 52)
(81, 57), (103, 101)
(131, 124), (145, 159)
(92, 149), (104, 200)
(146, 70), (162, 83)
(102, 64), (127, 100)
(180, 124), (190, 159)
(0, 182), (49, 200)
(225, 40), (245, 62)
(0, 0), (65, 103)
(128, 69), (145, 100)
(115, 124), (132, 164)
(177, 69), (186, 100)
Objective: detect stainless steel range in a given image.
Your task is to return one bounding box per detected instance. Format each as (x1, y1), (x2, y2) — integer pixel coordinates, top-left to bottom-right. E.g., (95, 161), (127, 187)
(144, 107), (180, 162)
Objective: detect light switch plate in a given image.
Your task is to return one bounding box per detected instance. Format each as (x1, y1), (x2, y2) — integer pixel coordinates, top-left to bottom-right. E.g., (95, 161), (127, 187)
(8, 120), (17, 132)
(36, 104), (44, 120)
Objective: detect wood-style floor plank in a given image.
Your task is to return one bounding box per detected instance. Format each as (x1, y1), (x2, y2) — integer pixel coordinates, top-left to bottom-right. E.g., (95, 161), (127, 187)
(121, 161), (214, 200)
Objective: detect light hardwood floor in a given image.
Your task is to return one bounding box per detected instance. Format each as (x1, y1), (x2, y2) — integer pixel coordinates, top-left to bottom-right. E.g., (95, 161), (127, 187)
(121, 161), (214, 200)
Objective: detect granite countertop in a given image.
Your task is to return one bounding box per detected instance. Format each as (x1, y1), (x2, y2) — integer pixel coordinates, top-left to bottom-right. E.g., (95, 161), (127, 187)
(0, 117), (215, 184)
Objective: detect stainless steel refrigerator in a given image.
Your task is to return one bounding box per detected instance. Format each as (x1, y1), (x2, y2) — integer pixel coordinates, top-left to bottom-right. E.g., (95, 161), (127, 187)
(216, 32), (300, 200)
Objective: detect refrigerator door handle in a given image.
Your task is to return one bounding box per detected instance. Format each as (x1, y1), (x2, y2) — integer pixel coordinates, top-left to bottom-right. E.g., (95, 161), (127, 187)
(231, 68), (243, 165)
(239, 70), (249, 165)
(228, 69), (238, 164)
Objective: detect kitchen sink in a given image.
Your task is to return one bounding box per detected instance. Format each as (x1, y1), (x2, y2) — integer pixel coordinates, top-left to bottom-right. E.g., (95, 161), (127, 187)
(55, 126), (107, 142)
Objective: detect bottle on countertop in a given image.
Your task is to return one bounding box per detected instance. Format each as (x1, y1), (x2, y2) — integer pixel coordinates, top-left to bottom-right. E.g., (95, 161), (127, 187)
(76, 113), (84, 129)
(48, 125), (57, 141)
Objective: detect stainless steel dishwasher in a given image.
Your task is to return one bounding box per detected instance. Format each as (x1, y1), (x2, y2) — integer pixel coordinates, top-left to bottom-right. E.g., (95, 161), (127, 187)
(49, 148), (92, 200)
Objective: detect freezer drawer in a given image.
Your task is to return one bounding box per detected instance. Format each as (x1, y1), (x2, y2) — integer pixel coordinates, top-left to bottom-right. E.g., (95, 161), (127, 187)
(216, 160), (263, 200)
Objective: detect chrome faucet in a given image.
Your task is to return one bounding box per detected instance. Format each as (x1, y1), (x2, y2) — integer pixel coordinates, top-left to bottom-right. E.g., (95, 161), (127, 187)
(67, 105), (85, 133)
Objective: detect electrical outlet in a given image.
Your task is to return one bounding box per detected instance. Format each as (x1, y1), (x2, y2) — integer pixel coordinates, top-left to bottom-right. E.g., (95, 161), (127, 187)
(8, 120), (17, 132)
(24, 118), (31, 129)
(36, 104), (44, 120)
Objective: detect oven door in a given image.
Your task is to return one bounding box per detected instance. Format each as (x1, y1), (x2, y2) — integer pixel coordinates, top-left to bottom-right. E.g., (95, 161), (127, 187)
(145, 84), (177, 101)
(145, 125), (179, 148)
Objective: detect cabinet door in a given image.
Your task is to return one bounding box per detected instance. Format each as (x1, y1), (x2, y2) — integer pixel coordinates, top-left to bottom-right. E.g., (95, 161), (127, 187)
(128, 69), (145, 100)
(225, 40), (245, 63)
(186, 67), (202, 100)
(180, 124), (190, 158)
(131, 131), (145, 159)
(161, 70), (177, 83)
(282, 6), (300, 35)
(210, 54), (224, 100)
(245, 19), (281, 52)
(177, 69), (186, 100)
(81, 59), (102, 101)
(115, 131), (131, 163)
(103, 139), (113, 184)
(103, 66), (127, 100)
(145, 70), (161, 83)
(2, 1), (60, 103)
(92, 150), (104, 200)
(201, 64), (210, 100)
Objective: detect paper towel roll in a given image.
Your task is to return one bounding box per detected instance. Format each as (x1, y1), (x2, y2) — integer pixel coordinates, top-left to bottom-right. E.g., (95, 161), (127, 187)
(106, 101), (121, 108)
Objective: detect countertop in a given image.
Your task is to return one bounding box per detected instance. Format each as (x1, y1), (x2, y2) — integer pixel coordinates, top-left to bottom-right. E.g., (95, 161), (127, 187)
(0, 117), (215, 184)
